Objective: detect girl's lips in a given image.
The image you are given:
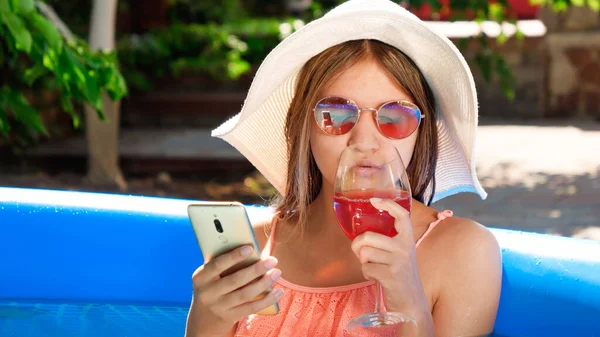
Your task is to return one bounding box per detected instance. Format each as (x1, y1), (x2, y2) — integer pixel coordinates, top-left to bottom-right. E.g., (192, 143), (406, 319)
(357, 160), (378, 167)
(353, 164), (381, 176)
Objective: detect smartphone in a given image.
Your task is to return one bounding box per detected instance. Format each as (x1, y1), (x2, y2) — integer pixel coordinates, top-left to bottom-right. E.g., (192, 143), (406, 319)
(187, 201), (279, 315)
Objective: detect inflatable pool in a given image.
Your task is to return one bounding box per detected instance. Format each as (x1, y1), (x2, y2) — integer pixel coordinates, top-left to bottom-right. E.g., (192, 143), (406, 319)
(0, 187), (598, 337)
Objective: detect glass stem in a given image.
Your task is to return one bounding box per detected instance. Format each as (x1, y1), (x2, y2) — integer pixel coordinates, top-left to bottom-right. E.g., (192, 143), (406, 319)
(374, 281), (387, 313)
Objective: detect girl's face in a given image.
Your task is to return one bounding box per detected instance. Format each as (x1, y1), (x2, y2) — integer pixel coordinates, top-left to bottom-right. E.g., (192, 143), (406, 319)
(310, 59), (420, 189)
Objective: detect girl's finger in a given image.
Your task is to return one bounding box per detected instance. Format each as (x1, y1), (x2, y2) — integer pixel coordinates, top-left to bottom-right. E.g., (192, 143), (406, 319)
(227, 287), (284, 321)
(351, 231), (396, 255)
(193, 245), (255, 287)
(369, 198), (414, 241)
(202, 256), (278, 304)
(361, 262), (393, 281)
(355, 245), (393, 265)
(215, 268), (281, 312)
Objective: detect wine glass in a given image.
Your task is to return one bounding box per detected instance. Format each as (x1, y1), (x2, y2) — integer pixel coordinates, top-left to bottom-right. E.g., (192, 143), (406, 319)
(333, 142), (416, 335)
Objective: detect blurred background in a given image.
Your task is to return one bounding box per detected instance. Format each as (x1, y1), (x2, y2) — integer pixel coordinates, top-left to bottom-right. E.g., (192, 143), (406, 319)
(0, 0), (598, 240)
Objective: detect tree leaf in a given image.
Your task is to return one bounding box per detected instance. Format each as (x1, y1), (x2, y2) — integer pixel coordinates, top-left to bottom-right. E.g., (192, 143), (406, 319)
(4, 89), (47, 135)
(488, 3), (506, 21)
(451, 0), (471, 11)
(42, 46), (60, 71)
(84, 73), (101, 108)
(24, 63), (48, 86)
(29, 12), (62, 49)
(19, 0), (34, 13)
(588, 0), (600, 11)
(60, 48), (86, 84)
(0, 0), (10, 13)
(60, 95), (80, 128)
(496, 32), (508, 45)
(0, 105), (10, 135)
(515, 28), (525, 41)
(1, 12), (32, 53)
(475, 53), (493, 82)
(457, 38), (469, 52)
(553, 1), (569, 12)
(105, 67), (128, 100)
(425, 0), (442, 10)
(227, 58), (250, 80)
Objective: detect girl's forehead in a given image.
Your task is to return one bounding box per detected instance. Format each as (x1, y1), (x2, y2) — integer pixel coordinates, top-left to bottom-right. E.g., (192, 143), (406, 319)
(318, 61), (413, 107)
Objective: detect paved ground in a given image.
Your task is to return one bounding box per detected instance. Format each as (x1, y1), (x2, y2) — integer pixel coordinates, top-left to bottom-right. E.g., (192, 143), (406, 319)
(433, 120), (600, 240)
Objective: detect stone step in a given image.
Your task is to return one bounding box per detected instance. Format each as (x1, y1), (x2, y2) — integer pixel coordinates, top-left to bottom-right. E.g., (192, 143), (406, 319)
(23, 128), (254, 175)
(122, 92), (246, 128)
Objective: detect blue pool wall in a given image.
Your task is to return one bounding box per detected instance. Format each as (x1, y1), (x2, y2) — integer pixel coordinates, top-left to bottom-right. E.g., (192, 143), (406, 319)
(1, 187), (599, 336)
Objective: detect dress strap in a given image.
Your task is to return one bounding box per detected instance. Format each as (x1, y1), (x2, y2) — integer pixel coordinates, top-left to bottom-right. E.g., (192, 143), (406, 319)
(415, 210), (453, 247)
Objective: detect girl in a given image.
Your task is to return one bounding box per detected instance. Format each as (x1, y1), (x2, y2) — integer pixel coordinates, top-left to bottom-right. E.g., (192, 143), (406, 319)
(185, 1), (502, 336)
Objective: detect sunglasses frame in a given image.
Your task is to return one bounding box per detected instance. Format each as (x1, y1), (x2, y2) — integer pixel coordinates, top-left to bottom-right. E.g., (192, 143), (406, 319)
(312, 96), (426, 140)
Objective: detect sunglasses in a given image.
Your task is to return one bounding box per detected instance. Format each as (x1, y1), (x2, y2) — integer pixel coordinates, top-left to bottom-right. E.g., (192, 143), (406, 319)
(313, 96), (425, 139)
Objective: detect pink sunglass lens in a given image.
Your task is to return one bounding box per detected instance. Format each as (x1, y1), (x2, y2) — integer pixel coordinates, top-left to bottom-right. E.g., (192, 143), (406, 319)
(378, 102), (421, 139)
(314, 98), (358, 135)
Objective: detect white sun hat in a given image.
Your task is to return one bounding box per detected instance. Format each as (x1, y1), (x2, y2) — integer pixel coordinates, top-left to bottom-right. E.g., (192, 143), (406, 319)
(212, 0), (487, 203)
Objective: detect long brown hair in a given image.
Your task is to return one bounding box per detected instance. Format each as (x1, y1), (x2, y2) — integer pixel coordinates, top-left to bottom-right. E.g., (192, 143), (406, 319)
(271, 39), (438, 234)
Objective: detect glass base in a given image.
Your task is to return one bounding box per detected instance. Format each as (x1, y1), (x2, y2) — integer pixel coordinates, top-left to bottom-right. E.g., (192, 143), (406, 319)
(346, 312), (416, 336)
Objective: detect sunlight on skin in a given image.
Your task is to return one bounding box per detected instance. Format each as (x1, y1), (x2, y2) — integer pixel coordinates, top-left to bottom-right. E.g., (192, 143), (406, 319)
(314, 260), (354, 284)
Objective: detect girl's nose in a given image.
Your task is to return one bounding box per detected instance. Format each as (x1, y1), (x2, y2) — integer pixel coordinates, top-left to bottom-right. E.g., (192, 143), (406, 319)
(348, 108), (381, 146)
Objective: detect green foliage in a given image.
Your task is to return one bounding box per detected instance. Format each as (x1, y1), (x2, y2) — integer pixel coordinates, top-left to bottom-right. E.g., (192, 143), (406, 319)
(167, 0), (249, 24)
(0, 0), (127, 142)
(529, 0), (600, 12)
(117, 18), (300, 91)
(3, 0), (596, 146)
(40, 0), (91, 37)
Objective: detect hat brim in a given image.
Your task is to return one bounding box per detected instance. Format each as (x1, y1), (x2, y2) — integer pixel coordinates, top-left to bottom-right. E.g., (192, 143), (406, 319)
(212, 0), (487, 203)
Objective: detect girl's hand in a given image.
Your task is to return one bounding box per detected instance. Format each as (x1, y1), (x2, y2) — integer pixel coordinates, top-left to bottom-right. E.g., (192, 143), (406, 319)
(350, 197), (429, 315)
(185, 245), (283, 337)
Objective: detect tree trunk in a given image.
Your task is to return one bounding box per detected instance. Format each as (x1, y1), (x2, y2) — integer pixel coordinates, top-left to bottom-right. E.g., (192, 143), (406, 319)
(84, 0), (127, 190)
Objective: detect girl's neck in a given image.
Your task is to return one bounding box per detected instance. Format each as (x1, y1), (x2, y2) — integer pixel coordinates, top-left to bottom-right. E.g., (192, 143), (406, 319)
(305, 183), (346, 239)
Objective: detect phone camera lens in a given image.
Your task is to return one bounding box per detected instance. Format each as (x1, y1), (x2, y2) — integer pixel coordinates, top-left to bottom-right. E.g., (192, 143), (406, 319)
(214, 219), (224, 233)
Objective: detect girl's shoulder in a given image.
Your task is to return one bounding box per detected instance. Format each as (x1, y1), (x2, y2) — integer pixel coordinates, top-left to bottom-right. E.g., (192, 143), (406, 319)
(423, 211), (499, 259)
(423, 213), (502, 300)
(438, 215), (496, 245)
(414, 202), (496, 252)
(425, 215), (502, 332)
